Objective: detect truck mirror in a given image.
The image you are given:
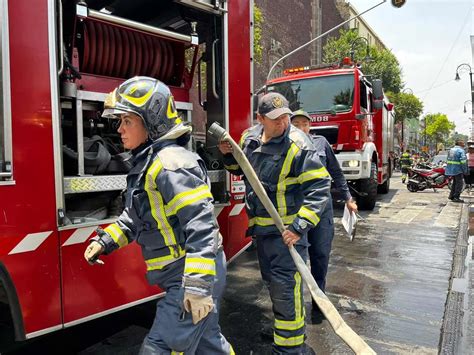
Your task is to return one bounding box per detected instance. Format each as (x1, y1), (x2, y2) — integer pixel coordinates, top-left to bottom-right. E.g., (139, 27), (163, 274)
(372, 79), (383, 100)
(373, 100), (383, 110)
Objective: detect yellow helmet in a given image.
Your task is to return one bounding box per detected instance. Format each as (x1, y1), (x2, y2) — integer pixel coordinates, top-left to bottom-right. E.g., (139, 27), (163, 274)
(103, 76), (181, 139)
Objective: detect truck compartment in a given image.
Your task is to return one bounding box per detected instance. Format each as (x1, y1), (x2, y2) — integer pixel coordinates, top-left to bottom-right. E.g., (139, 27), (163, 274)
(58, 0), (227, 227)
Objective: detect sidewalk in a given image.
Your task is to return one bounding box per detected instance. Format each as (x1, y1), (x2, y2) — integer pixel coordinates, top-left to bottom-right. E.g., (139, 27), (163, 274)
(439, 190), (473, 354)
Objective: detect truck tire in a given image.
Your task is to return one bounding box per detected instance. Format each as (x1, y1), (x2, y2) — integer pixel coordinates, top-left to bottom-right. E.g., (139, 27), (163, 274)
(378, 175), (390, 194)
(358, 162), (377, 210)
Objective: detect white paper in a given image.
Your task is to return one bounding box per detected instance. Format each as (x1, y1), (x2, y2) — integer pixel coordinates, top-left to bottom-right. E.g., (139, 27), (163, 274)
(341, 205), (357, 241)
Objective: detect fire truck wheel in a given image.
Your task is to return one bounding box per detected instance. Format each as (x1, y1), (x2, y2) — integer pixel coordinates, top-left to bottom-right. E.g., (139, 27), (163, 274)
(378, 176), (390, 194)
(358, 162), (377, 210)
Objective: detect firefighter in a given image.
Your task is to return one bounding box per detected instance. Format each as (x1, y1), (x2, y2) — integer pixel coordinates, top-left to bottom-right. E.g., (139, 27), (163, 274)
(290, 110), (357, 322)
(83, 77), (234, 355)
(446, 139), (468, 203)
(218, 93), (331, 354)
(400, 149), (412, 183)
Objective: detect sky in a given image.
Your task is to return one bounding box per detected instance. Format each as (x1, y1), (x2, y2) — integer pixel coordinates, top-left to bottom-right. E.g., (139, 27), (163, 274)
(349, 0), (473, 137)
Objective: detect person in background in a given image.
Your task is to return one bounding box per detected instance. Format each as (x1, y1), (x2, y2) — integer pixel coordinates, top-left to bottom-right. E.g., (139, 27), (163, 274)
(446, 139), (468, 203)
(84, 76), (234, 354)
(290, 110), (358, 322)
(399, 150), (412, 183)
(219, 93), (331, 354)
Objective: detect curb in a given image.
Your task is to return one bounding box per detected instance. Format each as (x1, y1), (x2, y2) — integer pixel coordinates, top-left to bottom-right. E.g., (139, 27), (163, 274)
(439, 202), (469, 354)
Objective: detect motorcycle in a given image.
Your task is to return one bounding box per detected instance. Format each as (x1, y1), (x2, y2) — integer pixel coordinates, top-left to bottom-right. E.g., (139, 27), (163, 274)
(406, 165), (452, 192)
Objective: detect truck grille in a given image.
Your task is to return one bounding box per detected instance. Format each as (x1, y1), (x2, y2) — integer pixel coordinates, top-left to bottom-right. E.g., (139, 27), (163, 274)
(309, 126), (339, 145)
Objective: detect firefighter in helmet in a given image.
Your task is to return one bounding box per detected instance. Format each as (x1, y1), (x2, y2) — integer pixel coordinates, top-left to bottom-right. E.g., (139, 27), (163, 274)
(400, 149), (413, 183)
(84, 77), (234, 354)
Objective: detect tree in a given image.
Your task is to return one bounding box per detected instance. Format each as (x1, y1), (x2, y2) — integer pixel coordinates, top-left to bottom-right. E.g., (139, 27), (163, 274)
(385, 92), (424, 124)
(422, 113), (455, 146)
(447, 132), (469, 147)
(322, 29), (403, 93)
(253, 4), (263, 64)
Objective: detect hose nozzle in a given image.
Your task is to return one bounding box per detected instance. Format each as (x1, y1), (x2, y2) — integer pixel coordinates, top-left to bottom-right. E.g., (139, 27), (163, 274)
(207, 122), (228, 142)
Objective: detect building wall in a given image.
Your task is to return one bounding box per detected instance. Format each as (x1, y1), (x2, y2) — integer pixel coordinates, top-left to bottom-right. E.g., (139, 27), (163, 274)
(254, 0), (347, 88)
(347, 3), (387, 50)
(254, 0), (313, 88)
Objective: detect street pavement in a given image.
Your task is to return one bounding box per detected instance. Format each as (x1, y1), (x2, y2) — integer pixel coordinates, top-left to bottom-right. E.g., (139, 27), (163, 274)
(4, 172), (473, 354)
(220, 173), (471, 354)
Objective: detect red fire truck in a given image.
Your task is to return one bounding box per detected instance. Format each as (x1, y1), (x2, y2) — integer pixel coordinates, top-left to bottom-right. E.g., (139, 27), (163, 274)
(267, 63), (394, 210)
(0, 0), (252, 346)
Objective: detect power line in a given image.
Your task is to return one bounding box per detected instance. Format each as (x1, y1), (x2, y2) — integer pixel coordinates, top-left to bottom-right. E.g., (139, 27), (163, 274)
(421, 8), (471, 101)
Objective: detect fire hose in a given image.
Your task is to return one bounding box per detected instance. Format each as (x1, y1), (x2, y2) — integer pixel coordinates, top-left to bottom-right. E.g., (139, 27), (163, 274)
(208, 123), (376, 355)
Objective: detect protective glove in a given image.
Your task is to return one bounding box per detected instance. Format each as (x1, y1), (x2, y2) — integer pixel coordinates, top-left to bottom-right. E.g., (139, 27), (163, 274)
(183, 292), (214, 325)
(84, 241), (105, 265)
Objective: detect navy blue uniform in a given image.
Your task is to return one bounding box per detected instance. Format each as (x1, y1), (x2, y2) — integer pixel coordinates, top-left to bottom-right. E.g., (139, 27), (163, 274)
(223, 125), (331, 353)
(309, 136), (352, 292)
(94, 139), (233, 354)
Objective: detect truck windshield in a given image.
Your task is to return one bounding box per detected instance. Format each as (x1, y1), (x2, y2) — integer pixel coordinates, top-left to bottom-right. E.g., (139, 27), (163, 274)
(268, 74), (354, 114)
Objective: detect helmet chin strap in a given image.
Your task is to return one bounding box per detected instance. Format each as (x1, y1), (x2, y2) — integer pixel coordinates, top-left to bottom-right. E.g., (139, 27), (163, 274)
(157, 123), (192, 141)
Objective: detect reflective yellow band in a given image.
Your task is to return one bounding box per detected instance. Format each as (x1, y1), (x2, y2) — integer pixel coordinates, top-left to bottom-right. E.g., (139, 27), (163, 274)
(184, 257), (216, 276)
(165, 185), (213, 216)
(274, 317), (305, 331)
(145, 159), (178, 247)
(298, 206), (320, 225)
(104, 224), (128, 248)
(145, 250), (186, 271)
(447, 161), (465, 164)
(120, 86), (153, 107)
(239, 131), (250, 148)
(294, 271), (302, 320)
(274, 334), (305, 347)
(230, 345), (236, 355)
(224, 164), (240, 171)
(248, 214), (297, 227)
(298, 167), (330, 184)
(171, 351), (183, 355)
(277, 143), (300, 217)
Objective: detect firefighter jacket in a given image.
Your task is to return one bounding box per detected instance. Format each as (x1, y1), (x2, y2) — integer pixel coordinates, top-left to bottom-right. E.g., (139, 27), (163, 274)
(445, 145), (468, 176)
(312, 135), (352, 202)
(223, 124), (331, 237)
(400, 152), (412, 168)
(94, 139), (221, 297)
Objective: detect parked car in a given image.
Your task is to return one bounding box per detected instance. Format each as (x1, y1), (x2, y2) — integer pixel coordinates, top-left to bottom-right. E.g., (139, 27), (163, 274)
(431, 151), (449, 166)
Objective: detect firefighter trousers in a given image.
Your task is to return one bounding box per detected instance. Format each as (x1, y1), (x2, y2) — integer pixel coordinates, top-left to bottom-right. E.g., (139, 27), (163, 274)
(139, 249), (233, 355)
(256, 234), (307, 354)
(308, 202), (334, 293)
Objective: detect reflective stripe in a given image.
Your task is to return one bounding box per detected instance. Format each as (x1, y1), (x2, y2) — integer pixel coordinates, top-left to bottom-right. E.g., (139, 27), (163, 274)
(298, 206), (320, 225)
(171, 351), (183, 355)
(298, 167), (330, 184)
(145, 159), (179, 257)
(104, 224), (128, 248)
(184, 257), (216, 276)
(239, 131), (250, 148)
(274, 317), (305, 330)
(145, 251), (186, 271)
(277, 143), (299, 217)
(447, 160), (464, 164)
(275, 271), (304, 331)
(224, 164), (240, 171)
(274, 334), (305, 347)
(165, 185), (213, 216)
(230, 345), (236, 355)
(248, 214), (297, 227)
(295, 272), (302, 320)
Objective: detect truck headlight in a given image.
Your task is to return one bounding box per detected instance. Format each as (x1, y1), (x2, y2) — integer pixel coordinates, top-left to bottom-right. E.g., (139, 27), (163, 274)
(342, 160), (360, 168)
